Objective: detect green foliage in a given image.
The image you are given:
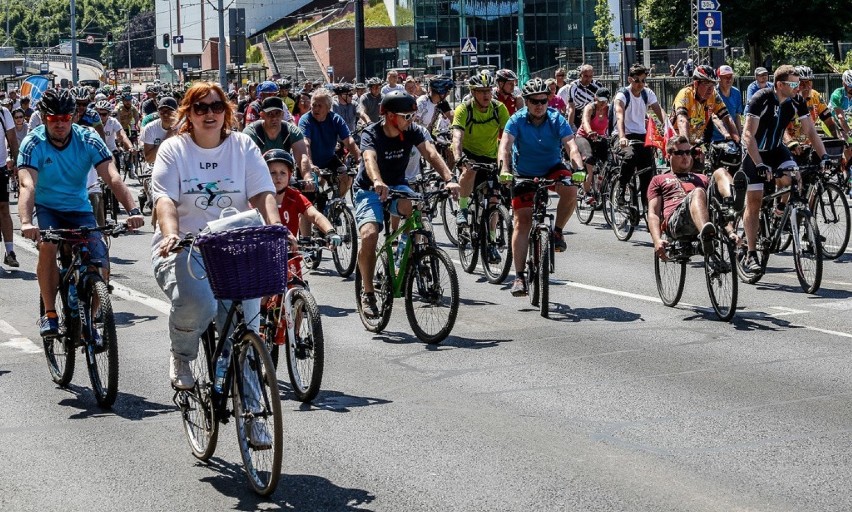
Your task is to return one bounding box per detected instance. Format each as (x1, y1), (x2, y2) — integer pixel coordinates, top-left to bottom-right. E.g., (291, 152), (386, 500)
(730, 55), (752, 77)
(247, 44), (262, 64)
(767, 35), (831, 72)
(638, 0), (690, 47)
(828, 52), (852, 74)
(592, 0), (615, 51)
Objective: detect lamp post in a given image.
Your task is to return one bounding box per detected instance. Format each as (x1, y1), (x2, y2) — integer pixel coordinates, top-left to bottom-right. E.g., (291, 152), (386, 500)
(124, 9), (132, 85)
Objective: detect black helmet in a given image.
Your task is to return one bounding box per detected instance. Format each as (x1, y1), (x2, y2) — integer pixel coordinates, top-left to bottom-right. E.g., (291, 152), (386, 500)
(380, 90), (417, 114)
(332, 82), (354, 95)
(39, 89), (76, 115)
(692, 64), (718, 83)
(263, 149), (296, 170)
(594, 87), (611, 101)
(428, 76), (455, 95)
(495, 69), (518, 82)
(521, 77), (549, 98)
(716, 141), (742, 169)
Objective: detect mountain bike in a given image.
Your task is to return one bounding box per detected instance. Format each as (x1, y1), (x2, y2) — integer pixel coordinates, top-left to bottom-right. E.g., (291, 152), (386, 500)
(171, 225), (286, 496)
(797, 157), (849, 260)
(575, 137), (617, 226)
(305, 166), (358, 277)
(355, 188), (460, 344)
(39, 223), (128, 407)
(607, 162), (657, 242)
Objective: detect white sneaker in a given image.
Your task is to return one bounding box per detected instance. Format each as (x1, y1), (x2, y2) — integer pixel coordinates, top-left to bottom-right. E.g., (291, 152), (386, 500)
(170, 354), (195, 390)
(245, 417), (272, 450)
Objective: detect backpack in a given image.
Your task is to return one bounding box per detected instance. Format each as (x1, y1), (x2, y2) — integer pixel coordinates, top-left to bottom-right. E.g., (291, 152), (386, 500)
(463, 98), (501, 134)
(608, 87), (649, 134)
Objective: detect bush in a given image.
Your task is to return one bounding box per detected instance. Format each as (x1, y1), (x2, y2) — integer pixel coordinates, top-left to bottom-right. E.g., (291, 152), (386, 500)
(768, 35), (831, 72)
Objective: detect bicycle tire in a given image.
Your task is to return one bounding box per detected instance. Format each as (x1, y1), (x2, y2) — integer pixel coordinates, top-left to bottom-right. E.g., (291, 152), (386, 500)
(85, 279), (119, 407)
(610, 180), (636, 241)
(441, 197), (460, 246)
(481, 204), (513, 284)
(575, 186), (595, 224)
(354, 251), (394, 333)
(527, 229), (541, 307)
(705, 236), (738, 321)
(537, 228), (550, 318)
(792, 211), (823, 294)
(232, 330), (283, 496)
(655, 249), (686, 307)
(815, 183), (850, 260)
(734, 219), (770, 284)
(457, 222), (479, 274)
(330, 205), (358, 278)
(404, 246), (459, 344)
(181, 325), (219, 461)
(40, 291), (77, 386)
(261, 298), (281, 369)
(286, 289), (324, 402)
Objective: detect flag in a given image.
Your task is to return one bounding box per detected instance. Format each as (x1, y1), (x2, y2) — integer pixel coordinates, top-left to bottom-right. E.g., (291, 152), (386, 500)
(644, 117), (676, 158)
(516, 33), (530, 86)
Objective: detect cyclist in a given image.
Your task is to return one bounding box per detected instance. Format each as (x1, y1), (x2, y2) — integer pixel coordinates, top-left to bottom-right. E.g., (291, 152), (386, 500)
(140, 84), (159, 116)
(497, 78), (584, 297)
(564, 64), (603, 132)
(381, 70), (405, 95)
(712, 65), (743, 143)
(17, 89), (144, 336)
(141, 97), (180, 164)
(243, 96), (315, 188)
(452, 72), (511, 227)
(746, 67), (772, 104)
(0, 98), (18, 268)
(740, 65), (830, 273)
(150, 82), (281, 390)
(277, 77), (297, 113)
(244, 80), (280, 125)
(553, 68), (569, 103)
(353, 91), (459, 317)
(332, 83), (358, 133)
(672, 65), (740, 151)
(357, 77), (383, 124)
(494, 69), (523, 115)
(114, 91), (141, 145)
(785, 66), (840, 163)
(828, 69), (852, 179)
(545, 79), (567, 114)
(575, 88), (611, 203)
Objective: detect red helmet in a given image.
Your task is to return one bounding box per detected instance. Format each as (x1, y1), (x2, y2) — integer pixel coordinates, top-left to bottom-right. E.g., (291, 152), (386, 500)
(692, 64), (718, 83)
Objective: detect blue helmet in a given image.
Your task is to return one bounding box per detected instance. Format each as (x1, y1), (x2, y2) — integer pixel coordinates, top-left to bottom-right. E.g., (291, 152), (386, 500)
(428, 76), (455, 95)
(78, 108), (101, 127)
(257, 80), (279, 94)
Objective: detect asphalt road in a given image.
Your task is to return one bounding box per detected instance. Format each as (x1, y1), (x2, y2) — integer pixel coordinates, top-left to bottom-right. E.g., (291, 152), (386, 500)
(1, 184), (851, 511)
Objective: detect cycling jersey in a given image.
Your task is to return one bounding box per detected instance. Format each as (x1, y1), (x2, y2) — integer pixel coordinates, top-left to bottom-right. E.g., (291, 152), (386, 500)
(829, 87), (852, 122)
(745, 88), (808, 151)
(786, 89), (832, 143)
(452, 100), (510, 159)
(504, 107), (573, 177)
(494, 90), (521, 116)
(672, 84), (730, 141)
(114, 103), (139, 131)
(277, 187), (312, 236)
(567, 80), (603, 126)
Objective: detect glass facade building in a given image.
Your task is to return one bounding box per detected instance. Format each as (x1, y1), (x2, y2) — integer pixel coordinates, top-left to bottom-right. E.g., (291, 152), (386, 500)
(410, 0), (595, 72)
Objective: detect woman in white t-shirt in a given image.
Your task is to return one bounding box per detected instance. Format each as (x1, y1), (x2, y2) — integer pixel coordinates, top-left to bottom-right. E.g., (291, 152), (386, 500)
(150, 81), (281, 390)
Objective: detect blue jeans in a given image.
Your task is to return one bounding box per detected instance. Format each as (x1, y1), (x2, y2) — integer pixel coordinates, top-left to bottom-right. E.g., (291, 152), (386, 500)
(353, 184), (416, 229)
(152, 250), (260, 362)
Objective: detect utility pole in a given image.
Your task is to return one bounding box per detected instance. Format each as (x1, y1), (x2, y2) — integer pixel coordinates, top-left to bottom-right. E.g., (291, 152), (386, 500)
(125, 10), (133, 85)
(354, 0), (365, 82)
(217, 0), (226, 88)
(70, 0), (78, 85)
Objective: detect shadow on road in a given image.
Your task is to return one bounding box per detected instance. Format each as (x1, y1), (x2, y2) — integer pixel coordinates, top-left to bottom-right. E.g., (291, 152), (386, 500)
(319, 304), (356, 318)
(200, 458), (377, 510)
(112, 311), (160, 328)
(1, 268), (37, 281)
(0, 370), (9, 378)
(433, 335), (514, 350)
(277, 384), (392, 413)
(544, 303), (645, 323)
(58, 385), (178, 420)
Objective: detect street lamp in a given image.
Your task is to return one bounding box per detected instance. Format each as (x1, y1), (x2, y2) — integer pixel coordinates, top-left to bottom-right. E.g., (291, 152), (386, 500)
(122, 9), (132, 85)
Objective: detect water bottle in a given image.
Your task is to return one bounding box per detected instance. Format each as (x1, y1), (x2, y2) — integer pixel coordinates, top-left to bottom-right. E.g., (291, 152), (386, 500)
(213, 338), (232, 394)
(395, 233), (408, 266)
(67, 282), (79, 318)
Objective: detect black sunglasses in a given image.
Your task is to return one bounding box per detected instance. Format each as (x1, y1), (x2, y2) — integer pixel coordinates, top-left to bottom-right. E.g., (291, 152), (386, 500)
(192, 101), (227, 115)
(527, 97), (548, 106)
(13, 115), (23, 119)
(670, 149), (692, 156)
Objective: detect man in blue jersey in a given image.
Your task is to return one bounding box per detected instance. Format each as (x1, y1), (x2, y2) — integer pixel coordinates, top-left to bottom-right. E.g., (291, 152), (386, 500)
(17, 89), (144, 336)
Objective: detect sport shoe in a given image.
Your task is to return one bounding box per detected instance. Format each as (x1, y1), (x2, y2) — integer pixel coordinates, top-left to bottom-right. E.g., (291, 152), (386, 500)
(744, 254), (763, 274)
(699, 222), (717, 256)
(486, 244), (501, 264)
(39, 313), (59, 337)
(360, 292), (379, 318)
(553, 231), (567, 253)
(3, 251), (19, 268)
(732, 170), (748, 213)
(510, 276), (528, 297)
(583, 195), (597, 207)
(455, 208), (469, 226)
(245, 417), (272, 450)
(170, 354), (195, 390)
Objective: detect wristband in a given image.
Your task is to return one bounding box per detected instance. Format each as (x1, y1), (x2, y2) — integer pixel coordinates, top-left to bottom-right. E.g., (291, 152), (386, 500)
(129, 207), (142, 216)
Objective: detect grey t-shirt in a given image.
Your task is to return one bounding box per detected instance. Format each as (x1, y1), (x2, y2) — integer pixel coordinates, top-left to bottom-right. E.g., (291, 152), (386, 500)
(357, 93), (382, 123)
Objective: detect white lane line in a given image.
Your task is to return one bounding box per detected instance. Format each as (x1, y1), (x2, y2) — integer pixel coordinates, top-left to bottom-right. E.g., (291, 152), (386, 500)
(110, 282), (171, 315)
(766, 306), (810, 317)
(1, 338), (43, 354)
(803, 326), (852, 339)
(0, 320), (21, 336)
(814, 299), (852, 311)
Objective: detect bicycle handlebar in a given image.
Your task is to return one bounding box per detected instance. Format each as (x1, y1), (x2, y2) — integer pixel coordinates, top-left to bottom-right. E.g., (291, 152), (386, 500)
(40, 222), (129, 243)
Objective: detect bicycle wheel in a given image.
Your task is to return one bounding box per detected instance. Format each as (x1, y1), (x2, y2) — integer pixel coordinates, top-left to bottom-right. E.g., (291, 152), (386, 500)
(40, 291), (77, 386)
(286, 289), (324, 402)
(404, 246), (459, 344)
(180, 325), (219, 461)
(705, 236), (738, 321)
(792, 211), (823, 294)
(441, 197), (460, 246)
(575, 186), (595, 224)
(457, 221), (479, 274)
(260, 298), (281, 369)
(481, 204), (513, 284)
(232, 331), (283, 496)
(734, 218), (770, 284)
(84, 279), (118, 407)
(354, 252), (394, 333)
(609, 178), (635, 241)
(814, 183), (850, 260)
(527, 230), (541, 307)
(655, 249), (686, 307)
(537, 228), (551, 318)
(330, 205), (358, 278)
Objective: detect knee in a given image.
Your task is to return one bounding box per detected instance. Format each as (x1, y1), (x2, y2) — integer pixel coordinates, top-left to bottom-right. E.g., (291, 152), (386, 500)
(360, 225), (379, 247)
(171, 299), (216, 332)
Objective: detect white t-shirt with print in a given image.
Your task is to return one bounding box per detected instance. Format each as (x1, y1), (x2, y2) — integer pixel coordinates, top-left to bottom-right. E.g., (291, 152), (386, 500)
(101, 117), (123, 151)
(150, 131), (275, 254)
(614, 87), (659, 135)
(0, 107), (14, 162)
(141, 118), (169, 148)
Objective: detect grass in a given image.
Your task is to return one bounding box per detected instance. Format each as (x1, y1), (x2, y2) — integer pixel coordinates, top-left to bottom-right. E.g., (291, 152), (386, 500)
(270, 1), (413, 41)
(247, 44), (262, 64)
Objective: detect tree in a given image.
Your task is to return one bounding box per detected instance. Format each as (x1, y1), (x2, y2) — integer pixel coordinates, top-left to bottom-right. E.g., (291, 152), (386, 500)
(592, 0), (616, 51)
(767, 35), (831, 72)
(637, 0), (690, 48)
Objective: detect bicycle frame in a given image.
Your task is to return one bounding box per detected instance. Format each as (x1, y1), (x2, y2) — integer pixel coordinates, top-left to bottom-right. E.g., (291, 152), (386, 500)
(380, 205), (431, 299)
(207, 301), (263, 416)
(759, 171), (808, 254)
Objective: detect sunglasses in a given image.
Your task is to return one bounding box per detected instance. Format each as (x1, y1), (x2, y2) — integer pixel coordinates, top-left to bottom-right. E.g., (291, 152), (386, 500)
(781, 81), (800, 88)
(13, 115), (23, 120)
(556, 74), (565, 78)
(394, 112), (416, 121)
(631, 77), (647, 84)
(192, 101), (227, 115)
(670, 149), (692, 156)
(527, 97), (548, 106)
(46, 114), (73, 123)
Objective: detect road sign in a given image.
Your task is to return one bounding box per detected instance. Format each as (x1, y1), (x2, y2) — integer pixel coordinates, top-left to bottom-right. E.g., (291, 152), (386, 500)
(697, 10), (723, 48)
(182, 62), (188, 70)
(173, 35), (184, 44)
(14, 66), (22, 76)
(86, 35), (94, 44)
(39, 62), (49, 74)
(470, 55), (478, 64)
(401, 59), (409, 67)
(699, 0), (720, 9)
(460, 37), (477, 55)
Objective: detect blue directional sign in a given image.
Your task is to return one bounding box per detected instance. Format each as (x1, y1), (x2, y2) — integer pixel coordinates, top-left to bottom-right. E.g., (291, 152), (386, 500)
(172, 35), (184, 44)
(460, 37), (478, 55)
(697, 10), (723, 48)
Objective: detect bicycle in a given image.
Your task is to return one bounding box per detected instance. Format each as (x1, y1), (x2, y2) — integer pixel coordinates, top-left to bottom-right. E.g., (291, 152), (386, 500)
(606, 162), (658, 242)
(354, 188), (460, 344)
(39, 223), (128, 407)
(305, 166), (358, 277)
(654, 181), (739, 321)
(260, 236), (325, 403)
(98, 178), (121, 224)
(735, 166), (824, 294)
(195, 194), (233, 210)
(171, 225), (286, 496)
(514, 176), (572, 318)
(796, 155), (850, 260)
(575, 138), (618, 226)
(456, 162), (513, 284)
(136, 163), (154, 216)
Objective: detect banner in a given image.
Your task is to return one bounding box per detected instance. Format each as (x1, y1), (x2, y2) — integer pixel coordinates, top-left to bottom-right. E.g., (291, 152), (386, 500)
(20, 75), (51, 102)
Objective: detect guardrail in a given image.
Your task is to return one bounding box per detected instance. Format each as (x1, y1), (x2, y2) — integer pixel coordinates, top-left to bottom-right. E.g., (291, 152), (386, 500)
(19, 53), (105, 77)
(262, 33), (280, 77)
(283, 31), (306, 83)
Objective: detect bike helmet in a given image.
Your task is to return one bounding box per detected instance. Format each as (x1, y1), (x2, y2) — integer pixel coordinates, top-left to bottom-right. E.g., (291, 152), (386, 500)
(263, 148), (296, 170)
(380, 90), (417, 114)
(366, 77), (382, 86)
(594, 87), (611, 101)
(842, 70), (852, 88)
(692, 64), (718, 83)
(332, 82), (353, 95)
(95, 100), (112, 111)
(145, 84), (159, 93)
(277, 77), (292, 89)
(78, 108), (101, 127)
(428, 76), (455, 95)
(39, 89), (76, 115)
(715, 141), (742, 169)
(94, 93), (107, 102)
(794, 65), (814, 80)
(521, 77), (549, 98)
(354, 82), (366, 89)
(467, 71), (494, 90)
(495, 69), (518, 83)
(72, 86), (91, 100)
(256, 80), (279, 94)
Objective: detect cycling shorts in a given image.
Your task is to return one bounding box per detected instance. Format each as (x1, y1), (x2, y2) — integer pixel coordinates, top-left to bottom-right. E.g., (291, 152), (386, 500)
(511, 162), (573, 210)
(741, 146), (796, 191)
(0, 172), (9, 203)
(35, 204), (107, 263)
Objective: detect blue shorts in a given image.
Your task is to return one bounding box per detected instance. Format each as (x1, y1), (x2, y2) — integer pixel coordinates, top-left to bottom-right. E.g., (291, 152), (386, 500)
(354, 185), (416, 229)
(35, 204), (108, 263)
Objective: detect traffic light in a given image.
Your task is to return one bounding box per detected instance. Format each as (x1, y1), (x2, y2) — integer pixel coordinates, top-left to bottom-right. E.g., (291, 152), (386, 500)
(106, 32), (113, 45)
(163, 33), (170, 48)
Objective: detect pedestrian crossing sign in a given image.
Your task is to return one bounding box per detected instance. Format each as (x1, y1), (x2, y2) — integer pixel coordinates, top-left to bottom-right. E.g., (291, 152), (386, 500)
(460, 37), (478, 55)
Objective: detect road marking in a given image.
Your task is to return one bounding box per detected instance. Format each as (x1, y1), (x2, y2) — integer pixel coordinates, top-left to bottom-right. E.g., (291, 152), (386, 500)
(803, 326), (852, 339)
(1, 337), (43, 354)
(766, 306), (810, 317)
(0, 320), (21, 336)
(110, 282), (171, 315)
(814, 299), (852, 311)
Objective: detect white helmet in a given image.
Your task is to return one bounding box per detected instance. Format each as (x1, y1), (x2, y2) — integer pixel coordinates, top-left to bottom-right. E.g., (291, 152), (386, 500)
(843, 70), (852, 88)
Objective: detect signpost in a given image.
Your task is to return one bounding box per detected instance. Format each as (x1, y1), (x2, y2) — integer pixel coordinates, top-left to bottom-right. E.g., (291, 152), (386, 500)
(460, 37), (477, 55)
(697, 10), (723, 48)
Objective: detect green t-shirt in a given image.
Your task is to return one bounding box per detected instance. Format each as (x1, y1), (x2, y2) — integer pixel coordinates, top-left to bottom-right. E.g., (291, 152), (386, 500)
(452, 99), (510, 158)
(243, 119), (304, 153)
(829, 87), (852, 118)
(141, 112), (159, 127)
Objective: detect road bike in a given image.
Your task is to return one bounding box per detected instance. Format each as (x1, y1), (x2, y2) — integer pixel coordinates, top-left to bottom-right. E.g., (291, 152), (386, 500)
(606, 162), (657, 242)
(304, 166), (358, 277)
(260, 236), (325, 403)
(796, 156), (849, 260)
(355, 188), (460, 344)
(575, 137), (617, 226)
(39, 223), (128, 407)
(171, 225), (285, 496)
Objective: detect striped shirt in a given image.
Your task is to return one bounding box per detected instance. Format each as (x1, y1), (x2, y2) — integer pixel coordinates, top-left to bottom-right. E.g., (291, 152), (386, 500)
(568, 79), (603, 125)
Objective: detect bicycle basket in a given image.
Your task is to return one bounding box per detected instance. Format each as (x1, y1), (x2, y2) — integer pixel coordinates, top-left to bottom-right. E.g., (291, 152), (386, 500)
(194, 224), (289, 300)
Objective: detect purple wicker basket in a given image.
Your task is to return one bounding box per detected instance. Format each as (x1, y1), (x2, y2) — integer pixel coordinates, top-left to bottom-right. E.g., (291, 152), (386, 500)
(194, 224), (289, 301)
